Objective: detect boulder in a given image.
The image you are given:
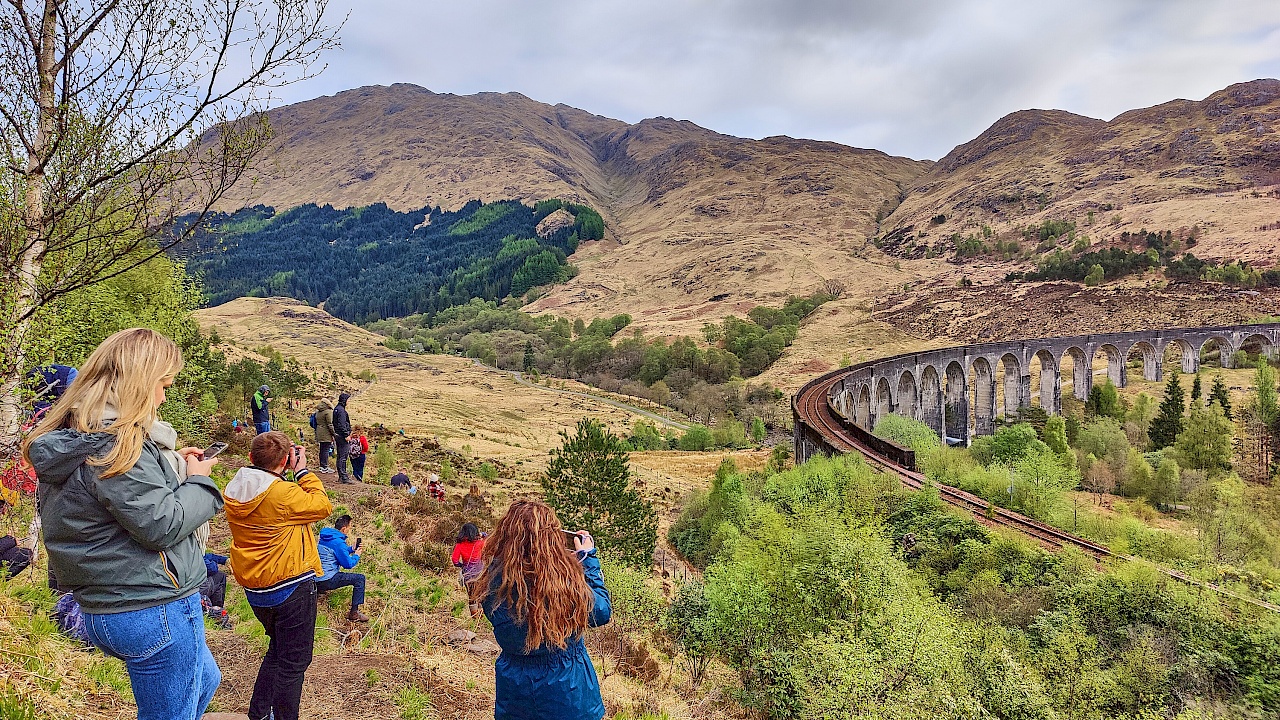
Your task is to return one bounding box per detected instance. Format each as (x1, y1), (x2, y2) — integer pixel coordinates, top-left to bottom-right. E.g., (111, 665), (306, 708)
(465, 639), (501, 655)
(447, 629), (478, 645)
(535, 208), (575, 239)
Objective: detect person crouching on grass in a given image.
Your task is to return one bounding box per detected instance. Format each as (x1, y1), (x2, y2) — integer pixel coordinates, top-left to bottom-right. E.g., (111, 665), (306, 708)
(224, 432), (333, 720)
(25, 328), (224, 720)
(472, 501), (612, 720)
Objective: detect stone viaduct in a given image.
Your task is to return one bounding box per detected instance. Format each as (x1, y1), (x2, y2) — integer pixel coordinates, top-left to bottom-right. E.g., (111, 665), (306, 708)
(826, 323), (1280, 445)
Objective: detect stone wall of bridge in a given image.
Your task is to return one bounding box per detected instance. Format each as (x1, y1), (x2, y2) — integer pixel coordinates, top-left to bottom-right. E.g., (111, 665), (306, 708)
(828, 323), (1280, 445)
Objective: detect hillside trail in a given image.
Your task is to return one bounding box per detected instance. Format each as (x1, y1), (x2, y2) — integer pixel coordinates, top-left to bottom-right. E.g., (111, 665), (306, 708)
(471, 359), (691, 432)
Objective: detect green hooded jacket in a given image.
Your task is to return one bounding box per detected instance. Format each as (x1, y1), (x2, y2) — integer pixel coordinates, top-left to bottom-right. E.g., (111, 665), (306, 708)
(29, 429), (224, 613)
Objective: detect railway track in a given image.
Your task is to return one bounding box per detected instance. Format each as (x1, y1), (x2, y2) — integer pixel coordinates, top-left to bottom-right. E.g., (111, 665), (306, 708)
(794, 366), (1280, 612)
(795, 369), (1111, 555)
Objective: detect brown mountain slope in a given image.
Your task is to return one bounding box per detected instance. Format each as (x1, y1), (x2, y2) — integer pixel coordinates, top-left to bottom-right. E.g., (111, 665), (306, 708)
(884, 79), (1280, 263)
(221, 84), (931, 332)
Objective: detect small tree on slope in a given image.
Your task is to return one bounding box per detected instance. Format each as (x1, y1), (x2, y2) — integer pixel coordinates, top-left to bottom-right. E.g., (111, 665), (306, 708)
(543, 418), (657, 570)
(1209, 374), (1233, 420)
(1148, 372), (1185, 450)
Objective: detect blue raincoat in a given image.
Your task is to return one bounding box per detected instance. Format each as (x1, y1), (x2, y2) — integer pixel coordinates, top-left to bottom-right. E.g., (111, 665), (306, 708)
(483, 549), (612, 720)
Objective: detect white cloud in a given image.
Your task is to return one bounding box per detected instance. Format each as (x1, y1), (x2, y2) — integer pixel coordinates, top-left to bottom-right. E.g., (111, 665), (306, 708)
(276, 0), (1280, 159)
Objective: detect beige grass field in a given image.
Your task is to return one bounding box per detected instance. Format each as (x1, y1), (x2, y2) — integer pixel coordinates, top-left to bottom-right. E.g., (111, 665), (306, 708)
(195, 297), (681, 466)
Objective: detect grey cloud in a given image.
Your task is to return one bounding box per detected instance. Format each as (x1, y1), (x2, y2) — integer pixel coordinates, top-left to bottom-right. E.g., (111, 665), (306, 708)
(277, 0), (1280, 159)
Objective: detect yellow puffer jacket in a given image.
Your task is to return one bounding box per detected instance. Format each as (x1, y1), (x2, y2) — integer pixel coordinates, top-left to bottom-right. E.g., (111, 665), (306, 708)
(223, 466), (332, 590)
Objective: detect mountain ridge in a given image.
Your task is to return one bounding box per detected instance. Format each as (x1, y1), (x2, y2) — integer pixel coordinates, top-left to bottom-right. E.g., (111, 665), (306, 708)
(217, 79), (1280, 333)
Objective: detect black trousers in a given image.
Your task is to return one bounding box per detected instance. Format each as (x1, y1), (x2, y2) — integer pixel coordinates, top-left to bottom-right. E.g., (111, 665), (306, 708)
(335, 437), (352, 483)
(248, 580), (317, 720)
(318, 441), (333, 469)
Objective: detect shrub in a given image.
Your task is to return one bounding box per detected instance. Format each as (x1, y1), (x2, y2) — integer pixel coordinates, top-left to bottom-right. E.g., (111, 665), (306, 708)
(678, 425), (714, 451)
(404, 542), (452, 572)
(873, 414), (942, 455)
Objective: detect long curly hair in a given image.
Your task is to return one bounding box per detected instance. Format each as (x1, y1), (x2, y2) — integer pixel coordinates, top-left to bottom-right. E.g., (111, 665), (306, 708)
(472, 500), (593, 652)
(24, 328), (183, 479)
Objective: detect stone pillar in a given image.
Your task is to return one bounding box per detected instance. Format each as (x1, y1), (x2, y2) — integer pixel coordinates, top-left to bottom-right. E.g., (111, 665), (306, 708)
(974, 371), (995, 437)
(1042, 363), (1061, 415)
(1182, 347), (1200, 374)
(1073, 352), (1092, 400)
(1003, 369), (1021, 416)
(1142, 348), (1161, 382)
(1018, 374), (1032, 410)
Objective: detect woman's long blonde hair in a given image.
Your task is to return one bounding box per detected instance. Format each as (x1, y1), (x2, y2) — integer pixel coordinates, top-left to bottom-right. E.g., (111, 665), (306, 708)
(23, 328), (184, 479)
(472, 501), (594, 652)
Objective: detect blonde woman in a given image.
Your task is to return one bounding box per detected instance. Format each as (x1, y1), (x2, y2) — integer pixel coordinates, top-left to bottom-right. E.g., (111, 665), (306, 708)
(24, 328), (224, 720)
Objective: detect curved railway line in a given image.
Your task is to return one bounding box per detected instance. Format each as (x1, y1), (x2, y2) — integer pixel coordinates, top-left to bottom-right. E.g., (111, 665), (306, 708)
(793, 364), (1280, 613)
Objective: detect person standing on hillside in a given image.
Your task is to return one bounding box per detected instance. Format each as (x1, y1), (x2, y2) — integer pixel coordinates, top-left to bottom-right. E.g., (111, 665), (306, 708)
(252, 385), (272, 434)
(451, 523), (486, 618)
(224, 432), (331, 720)
(474, 501), (611, 720)
(25, 329), (224, 720)
(314, 399), (336, 474)
(332, 393), (354, 484)
(348, 428), (370, 482)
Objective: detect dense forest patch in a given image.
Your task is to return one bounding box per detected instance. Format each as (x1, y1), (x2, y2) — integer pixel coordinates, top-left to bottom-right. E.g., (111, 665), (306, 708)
(177, 199), (605, 323)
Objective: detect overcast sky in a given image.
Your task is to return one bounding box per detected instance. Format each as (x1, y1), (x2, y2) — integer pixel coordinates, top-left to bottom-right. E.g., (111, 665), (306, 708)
(277, 0), (1280, 160)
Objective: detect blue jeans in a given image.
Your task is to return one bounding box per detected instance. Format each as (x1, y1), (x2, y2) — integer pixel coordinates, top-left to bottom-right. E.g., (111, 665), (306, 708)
(255, 421), (271, 434)
(316, 571), (366, 611)
(84, 594), (220, 720)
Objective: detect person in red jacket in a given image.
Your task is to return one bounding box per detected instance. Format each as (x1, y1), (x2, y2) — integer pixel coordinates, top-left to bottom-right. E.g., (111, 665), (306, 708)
(347, 430), (370, 482)
(451, 523), (486, 617)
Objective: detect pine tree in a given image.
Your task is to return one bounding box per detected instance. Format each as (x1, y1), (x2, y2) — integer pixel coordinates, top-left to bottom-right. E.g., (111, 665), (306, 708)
(1149, 372), (1185, 449)
(542, 418), (657, 569)
(1174, 402), (1234, 472)
(1190, 374), (1203, 403)
(522, 341), (536, 373)
(1209, 374), (1232, 419)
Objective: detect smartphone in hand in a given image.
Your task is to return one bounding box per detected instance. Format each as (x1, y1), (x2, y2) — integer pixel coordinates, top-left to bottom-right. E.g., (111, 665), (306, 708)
(202, 442), (229, 460)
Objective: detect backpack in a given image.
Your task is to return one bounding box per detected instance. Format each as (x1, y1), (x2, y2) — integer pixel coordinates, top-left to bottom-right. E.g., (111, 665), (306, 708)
(309, 413), (317, 429)
(53, 593), (91, 645)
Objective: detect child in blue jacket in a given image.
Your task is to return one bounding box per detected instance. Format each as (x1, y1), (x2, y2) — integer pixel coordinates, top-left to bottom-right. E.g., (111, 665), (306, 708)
(473, 501), (611, 720)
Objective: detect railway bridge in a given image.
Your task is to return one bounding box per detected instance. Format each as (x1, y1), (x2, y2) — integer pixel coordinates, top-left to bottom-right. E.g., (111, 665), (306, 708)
(803, 322), (1280, 457)
(790, 321), (1280, 612)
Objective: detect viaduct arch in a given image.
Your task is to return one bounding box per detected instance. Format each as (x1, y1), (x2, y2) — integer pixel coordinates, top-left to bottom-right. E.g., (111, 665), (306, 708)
(802, 322), (1280, 457)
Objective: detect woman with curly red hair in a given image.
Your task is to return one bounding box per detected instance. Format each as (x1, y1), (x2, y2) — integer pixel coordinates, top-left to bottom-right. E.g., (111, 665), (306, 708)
(472, 500), (612, 720)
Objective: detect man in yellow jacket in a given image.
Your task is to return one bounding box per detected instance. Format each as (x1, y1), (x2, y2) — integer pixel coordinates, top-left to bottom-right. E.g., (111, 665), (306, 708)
(225, 431), (332, 720)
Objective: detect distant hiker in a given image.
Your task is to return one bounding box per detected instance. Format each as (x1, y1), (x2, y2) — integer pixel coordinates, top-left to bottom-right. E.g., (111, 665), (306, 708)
(391, 469), (415, 494)
(333, 392), (354, 484)
(224, 432), (332, 720)
(451, 523), (486, 617)
(252, 385), (272, 433)
(348, 429), (370, 482)
(316, 515), (369, 623)
(24, 328), (224, 720)
(473, 501), (611, 720)
(0, 534), (33, 578)
(428, 473), (445, 501)
(314, 399), (336, 474)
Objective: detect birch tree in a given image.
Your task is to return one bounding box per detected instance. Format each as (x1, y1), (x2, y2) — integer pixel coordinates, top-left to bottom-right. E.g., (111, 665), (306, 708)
(0, 0), (340, 447)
